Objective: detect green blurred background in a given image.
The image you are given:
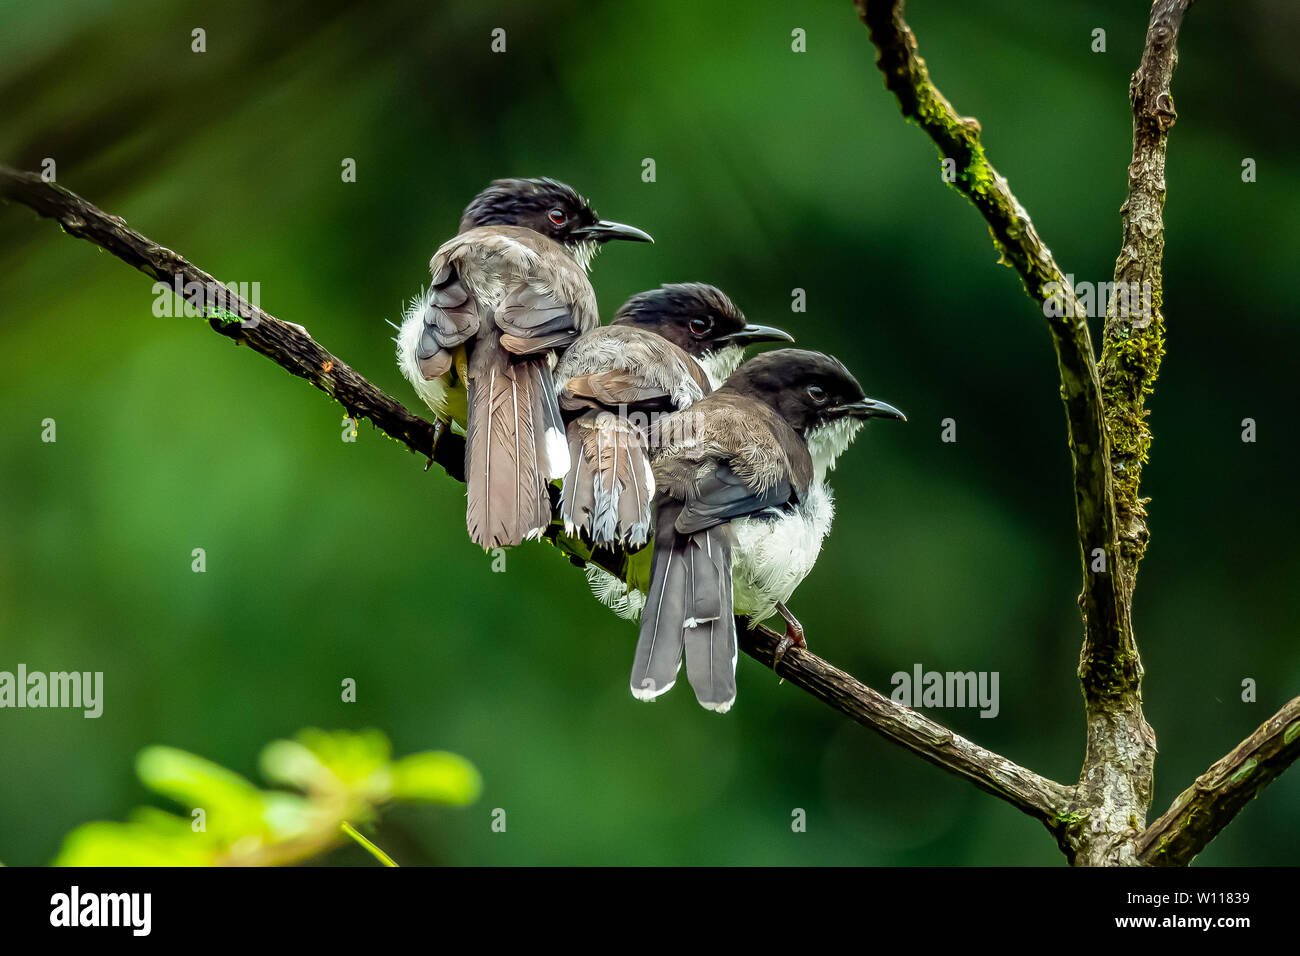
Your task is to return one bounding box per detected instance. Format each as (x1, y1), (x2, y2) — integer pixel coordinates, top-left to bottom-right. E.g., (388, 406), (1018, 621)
(1, 0), (1297, 865)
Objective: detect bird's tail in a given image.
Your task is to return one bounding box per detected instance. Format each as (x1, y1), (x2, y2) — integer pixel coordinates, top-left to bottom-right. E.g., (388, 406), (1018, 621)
(464, 326), (569, 549)
(631, 501), (737, 712)
(560, 410), (654, 548)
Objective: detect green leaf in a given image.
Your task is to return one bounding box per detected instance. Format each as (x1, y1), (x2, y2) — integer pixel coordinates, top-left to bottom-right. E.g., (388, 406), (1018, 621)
(295, 728), (392, 789)
(259, 739), (333, 793)
(389, 751), (482, 805)
(55, 731), (479, 866)
(135, 745), (267, 838)
(52, 821), (215, 867)
(259, 791), (320, 841)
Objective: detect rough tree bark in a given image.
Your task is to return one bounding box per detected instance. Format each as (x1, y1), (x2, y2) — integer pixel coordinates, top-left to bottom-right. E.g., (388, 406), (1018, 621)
(2, 0), (1296, 865)
(854, 0), (1296, 865)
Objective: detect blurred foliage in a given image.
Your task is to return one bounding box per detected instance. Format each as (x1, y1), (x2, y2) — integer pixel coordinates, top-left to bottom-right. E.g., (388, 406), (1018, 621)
(1, 0), (1298, 866)
(52, 729), (480, 866)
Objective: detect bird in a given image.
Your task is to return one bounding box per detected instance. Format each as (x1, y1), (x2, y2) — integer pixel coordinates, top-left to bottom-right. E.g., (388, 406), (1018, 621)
(630, 349), (905, 712)
(396, 177), (652, 549)
(555, 282), (792, 549)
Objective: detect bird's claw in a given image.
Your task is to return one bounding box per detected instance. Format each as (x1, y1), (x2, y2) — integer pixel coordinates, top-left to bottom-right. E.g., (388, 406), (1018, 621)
(773, 605), (806, 683)
(426, 419), (448, 471)
(774, 635), (796, 667)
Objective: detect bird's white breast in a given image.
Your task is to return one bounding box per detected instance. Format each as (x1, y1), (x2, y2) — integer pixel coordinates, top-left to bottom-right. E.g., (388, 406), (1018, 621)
(730, 481), (835, 623)
(395, 285), (457, 422)
(584, 483), (836, 626)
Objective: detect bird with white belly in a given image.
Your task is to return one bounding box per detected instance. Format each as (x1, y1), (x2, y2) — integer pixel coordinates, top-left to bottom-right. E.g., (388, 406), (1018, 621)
(590, 345), (904, 677)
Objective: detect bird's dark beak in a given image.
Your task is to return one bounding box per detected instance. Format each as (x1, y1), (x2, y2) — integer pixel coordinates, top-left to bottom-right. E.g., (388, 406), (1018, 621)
(832, 397), (907, 422)
(718, 323), (795, 346)
(575, 220), (654, 244)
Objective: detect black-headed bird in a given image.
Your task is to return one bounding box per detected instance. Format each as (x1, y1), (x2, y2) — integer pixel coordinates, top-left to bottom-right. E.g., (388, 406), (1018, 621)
(396, 177), (651, 549)
(631, 349), (905, 712)
(555, 283), (791, 548)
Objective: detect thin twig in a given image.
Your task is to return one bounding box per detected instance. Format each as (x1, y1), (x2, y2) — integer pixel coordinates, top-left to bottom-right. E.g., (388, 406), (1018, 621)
(341, 821), (400, 867)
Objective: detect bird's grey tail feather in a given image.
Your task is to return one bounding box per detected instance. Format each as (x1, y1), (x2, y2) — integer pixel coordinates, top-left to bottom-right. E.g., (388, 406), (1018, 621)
(561, 423), (594, 535)
(631, 502), (688, 701)
(632, 504), (737, 712)
(464, 327), (562, 549)
(681, 525), (737, 712)
(561, 410), (653, 548)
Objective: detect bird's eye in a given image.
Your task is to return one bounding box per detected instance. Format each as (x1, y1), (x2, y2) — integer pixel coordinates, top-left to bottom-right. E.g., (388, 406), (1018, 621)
(688, 316), (714, 337)
(807, 385), (827, 405)
(548, 208), (566, 226)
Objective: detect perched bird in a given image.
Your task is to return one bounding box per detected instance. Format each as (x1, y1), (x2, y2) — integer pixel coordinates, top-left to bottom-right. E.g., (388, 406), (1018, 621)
(555, 283), (792, 548)
(396, 177), (652, 549)
(631, 349), (904, 712)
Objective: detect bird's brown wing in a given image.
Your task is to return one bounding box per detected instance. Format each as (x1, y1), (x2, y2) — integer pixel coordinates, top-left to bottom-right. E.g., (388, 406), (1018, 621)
(414, 258), (482, 380)
(671, 460), (791, 535)
(558, 326), (708, 414)
(496, 284), (584, 355)
(555, 327), (705, 547)
(561, 371), (676, 410)
(650, 394), (809, 534)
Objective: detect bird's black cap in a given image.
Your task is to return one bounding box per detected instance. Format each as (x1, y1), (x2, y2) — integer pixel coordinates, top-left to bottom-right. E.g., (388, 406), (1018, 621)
(722, 348), (905, 434)
(460, 177), (652, 248)
(612, 283), (793, 358)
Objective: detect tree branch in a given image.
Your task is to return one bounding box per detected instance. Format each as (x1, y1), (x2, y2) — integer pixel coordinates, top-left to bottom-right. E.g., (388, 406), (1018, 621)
(1061, 0), (1196, 865)
(751, 625), (1075, 824)
(854, 0), (1164, 864)
(853, 0), (1127, 702)
(1099, 0), (1193, 593)
(0, 165), (464, 480)
(1137, 697), (1300, 866)
(0, 163), (1074, 834)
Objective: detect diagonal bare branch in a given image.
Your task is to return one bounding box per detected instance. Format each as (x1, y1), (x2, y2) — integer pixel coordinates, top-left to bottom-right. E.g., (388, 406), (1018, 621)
(750, 627), (1076, 824)
(853, 0), (1126, 694)
(0, 165), (464, 479)
(1137, 697), (1300, 866)
(0, 163), (1075, 832)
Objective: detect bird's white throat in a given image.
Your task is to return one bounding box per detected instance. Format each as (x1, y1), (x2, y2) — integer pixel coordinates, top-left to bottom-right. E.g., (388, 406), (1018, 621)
(572, 240), (600, 273)
(699, 344), (746, 389)
(805, 417), (865, 479)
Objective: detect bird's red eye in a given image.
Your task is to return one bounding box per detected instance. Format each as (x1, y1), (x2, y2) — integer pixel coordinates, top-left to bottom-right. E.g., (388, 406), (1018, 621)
(689, 316), (714, 337)
(548, 208), (566, 225)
